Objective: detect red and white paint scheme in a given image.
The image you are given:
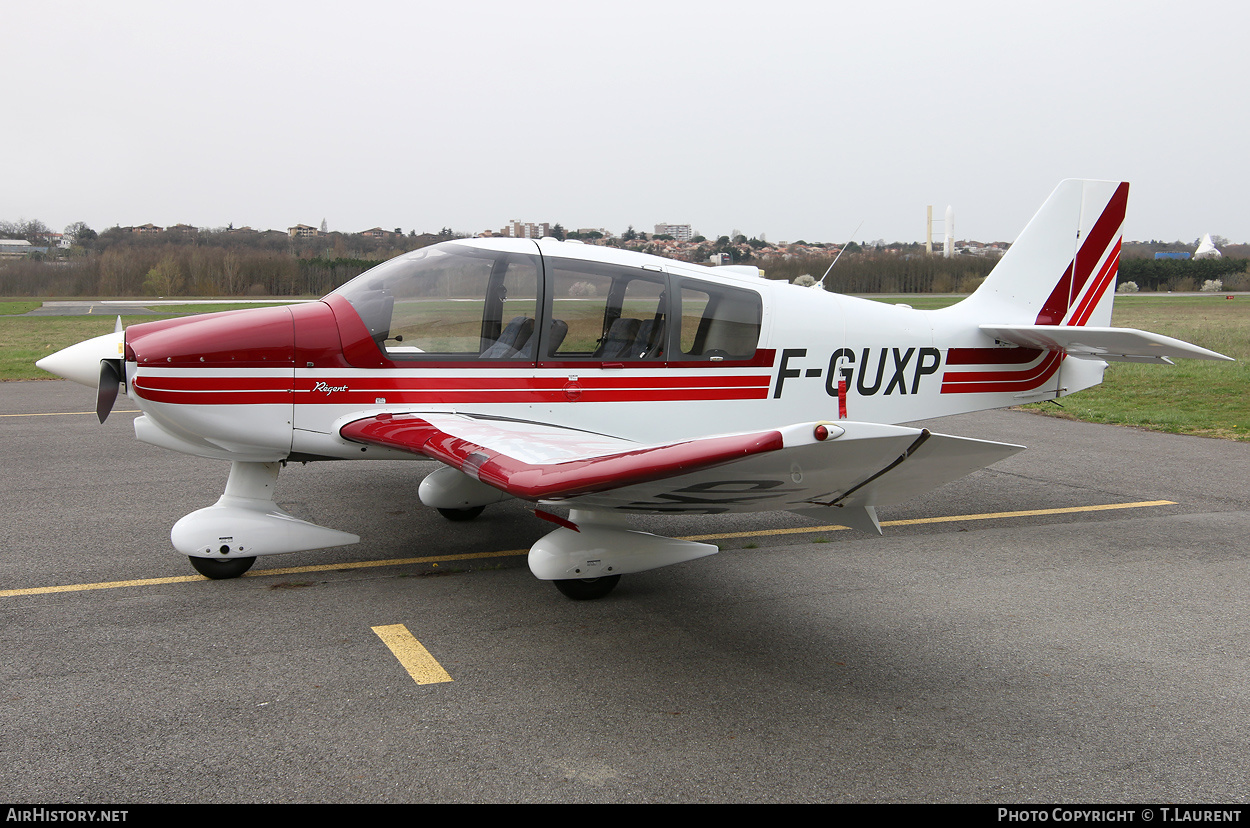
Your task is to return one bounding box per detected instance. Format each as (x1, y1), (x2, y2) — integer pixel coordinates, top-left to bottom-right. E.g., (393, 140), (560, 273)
(38, 180), (1231, 598)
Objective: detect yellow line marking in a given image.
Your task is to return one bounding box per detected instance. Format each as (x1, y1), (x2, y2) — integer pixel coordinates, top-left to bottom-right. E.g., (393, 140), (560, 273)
(0, 550), (526, 597)
(2, 575), (207, 596)
(256, 549), (529, 577)
(1, 410), (141, 418)
(881, 500), (1177, 526)
(371, 624), (453, 684)
(681, 500), (1178, 540)
(0, 500), (1176, 599)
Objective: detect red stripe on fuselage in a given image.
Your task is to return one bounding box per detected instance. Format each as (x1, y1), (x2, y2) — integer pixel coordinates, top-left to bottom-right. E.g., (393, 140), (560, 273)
(130, 370), (772, 405)
(940, 351), (1062, 394)
(946, 347), (1045, 365)
(134, 376), (292, 392)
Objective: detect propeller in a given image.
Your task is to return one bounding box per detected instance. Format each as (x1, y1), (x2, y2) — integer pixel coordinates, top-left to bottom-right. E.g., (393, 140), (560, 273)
(95, 316), (124, 423)
(97, 358), (122, 423)
(36, 316), (127, 422)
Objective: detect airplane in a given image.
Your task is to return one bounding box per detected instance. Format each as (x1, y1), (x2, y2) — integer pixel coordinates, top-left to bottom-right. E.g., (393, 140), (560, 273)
(37, 179), (1232, 599)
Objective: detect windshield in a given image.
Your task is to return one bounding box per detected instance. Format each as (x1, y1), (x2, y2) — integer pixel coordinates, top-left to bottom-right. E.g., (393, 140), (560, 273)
(330, 243), (541, 359)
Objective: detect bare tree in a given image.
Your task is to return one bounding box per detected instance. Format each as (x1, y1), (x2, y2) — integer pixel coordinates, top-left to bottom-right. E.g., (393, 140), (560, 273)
(143, 255), (185, 296)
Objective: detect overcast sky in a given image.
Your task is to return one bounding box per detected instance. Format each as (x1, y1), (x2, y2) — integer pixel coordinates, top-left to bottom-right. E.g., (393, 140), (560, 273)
(4, 0), (1247, 245)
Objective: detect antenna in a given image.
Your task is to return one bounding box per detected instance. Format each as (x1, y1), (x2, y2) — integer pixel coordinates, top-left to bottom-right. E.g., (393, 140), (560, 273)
(817, 220), (864, 289)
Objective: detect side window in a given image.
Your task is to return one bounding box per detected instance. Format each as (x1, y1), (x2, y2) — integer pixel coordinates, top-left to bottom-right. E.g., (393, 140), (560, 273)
(677, 279), (762, 360)
(545, 259), (666, 361)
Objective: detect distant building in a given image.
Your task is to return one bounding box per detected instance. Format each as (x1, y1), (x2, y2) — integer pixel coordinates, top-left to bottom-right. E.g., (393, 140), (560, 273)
(500, 220), (551, 239)
(0, 239), (34, 257)
(654, 223), (692, 242)
(126, 223), (163, 235)
(1154, 251), (1191, 260)
(288, 224), (320, 238)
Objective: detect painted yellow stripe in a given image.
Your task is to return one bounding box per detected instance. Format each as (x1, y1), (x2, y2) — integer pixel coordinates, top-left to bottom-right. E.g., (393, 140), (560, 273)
(0, 550), (526, 597)
(2, 575), (208, 596)
(0, 500), (1176, 599)
(257, 549), (529, 577)
(681, 500), (1177, 541)
(371, 624), (453, 685)
(880, 500), (1177, 526)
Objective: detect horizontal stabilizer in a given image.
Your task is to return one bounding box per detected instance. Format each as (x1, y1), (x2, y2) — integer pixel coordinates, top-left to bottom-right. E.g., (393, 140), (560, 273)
(979, 324), (1232, 363)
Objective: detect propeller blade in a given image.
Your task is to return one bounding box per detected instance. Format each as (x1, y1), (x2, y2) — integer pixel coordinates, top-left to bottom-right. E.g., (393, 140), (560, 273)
(97, 359), (121, 423)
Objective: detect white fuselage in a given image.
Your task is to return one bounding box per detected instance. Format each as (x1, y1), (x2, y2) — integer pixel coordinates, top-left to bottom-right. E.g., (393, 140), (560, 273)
(123, 253), (1092, 465)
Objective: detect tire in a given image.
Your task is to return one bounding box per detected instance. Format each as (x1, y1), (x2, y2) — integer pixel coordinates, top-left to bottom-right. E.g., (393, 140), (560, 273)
(552, 575), (621, 600)
(437, 506), (486, 521)
(189, 555), (256, 580)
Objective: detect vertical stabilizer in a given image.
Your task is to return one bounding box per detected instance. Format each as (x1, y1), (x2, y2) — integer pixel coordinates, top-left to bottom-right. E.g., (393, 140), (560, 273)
(958, 179), (1128, 327)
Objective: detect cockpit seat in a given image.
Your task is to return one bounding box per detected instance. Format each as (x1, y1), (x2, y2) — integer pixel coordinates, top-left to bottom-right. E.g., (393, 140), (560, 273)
(595, 318), (641, 359)
(481, 316), (534, 358)
(631, 318), (664, 359)
(523, 319), (568, 359)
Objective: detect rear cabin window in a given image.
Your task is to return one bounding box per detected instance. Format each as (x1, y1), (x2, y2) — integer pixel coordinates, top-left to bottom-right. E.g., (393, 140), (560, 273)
(676, 279), (762, 360)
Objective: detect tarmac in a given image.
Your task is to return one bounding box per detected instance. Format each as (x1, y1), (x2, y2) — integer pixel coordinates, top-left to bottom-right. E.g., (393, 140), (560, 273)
(2, 380), (1247, 803)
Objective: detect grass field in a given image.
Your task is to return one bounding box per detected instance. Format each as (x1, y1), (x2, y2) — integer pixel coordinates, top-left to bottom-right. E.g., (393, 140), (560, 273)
(1019, 295), (1249, 441)
(0, 301), (42, 315)
(1, 314), (177, 381)
(878, 294), (1249, 441)
(0, 302), (301, 381)
(5, 295), (1246, 441)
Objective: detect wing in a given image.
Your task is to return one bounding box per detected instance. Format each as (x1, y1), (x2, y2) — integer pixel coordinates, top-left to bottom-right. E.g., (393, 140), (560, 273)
(340, 413), (785, 500)
(339, 413), (1024, 529)
(980, 324), (1232, 364)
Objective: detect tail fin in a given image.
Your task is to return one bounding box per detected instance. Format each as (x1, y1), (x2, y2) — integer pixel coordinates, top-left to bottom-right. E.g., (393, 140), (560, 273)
(959, 179), (1128, 327)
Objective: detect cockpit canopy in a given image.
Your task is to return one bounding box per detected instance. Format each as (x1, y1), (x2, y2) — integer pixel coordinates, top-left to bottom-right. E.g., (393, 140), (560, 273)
(330, 241), (763, 363)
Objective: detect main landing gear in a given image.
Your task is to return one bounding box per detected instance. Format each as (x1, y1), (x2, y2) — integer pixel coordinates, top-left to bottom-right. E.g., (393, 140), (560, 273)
(530, 510), (718, 601)
(552, 575), (621, 600)
(188, 555), (256, 580)
(436, 506), (486, 521)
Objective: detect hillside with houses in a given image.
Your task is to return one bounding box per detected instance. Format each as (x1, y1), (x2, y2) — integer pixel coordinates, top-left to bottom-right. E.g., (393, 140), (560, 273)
(1, 216), (1245, 297)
